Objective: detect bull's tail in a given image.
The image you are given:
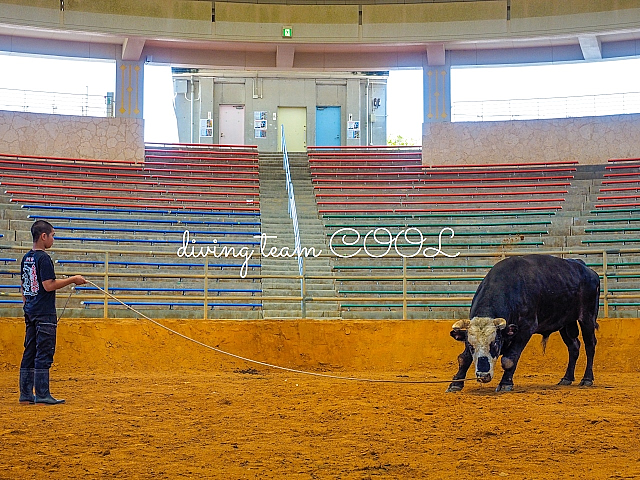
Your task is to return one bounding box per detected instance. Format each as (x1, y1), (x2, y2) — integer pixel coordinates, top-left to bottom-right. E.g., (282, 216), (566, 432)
(541, 334), (550, 354)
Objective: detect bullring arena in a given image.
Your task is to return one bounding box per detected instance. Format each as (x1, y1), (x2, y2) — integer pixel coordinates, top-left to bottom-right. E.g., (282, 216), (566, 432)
(2, 1), (640, 479)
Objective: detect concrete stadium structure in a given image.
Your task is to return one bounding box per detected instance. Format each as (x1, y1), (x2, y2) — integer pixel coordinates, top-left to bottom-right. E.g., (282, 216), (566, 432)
(1, 1), (640, 321)
(3, 1), (640, 160)
(3, 6), (640, 478)
(172, 70), (389, 150)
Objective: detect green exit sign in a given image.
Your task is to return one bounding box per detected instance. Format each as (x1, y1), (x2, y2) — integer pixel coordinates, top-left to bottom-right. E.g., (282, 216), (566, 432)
(282, 26), (293, 38)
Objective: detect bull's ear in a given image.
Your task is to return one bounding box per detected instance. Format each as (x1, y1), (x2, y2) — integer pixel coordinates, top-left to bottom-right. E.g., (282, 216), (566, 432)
(505, 324), (518, 336)
(494, 318), (507, 329)
(450, 328), (467, 342)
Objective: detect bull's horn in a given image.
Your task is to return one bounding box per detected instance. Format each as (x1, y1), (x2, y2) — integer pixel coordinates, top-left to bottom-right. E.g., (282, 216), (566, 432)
(452, 319), (470, 330)
(494, 318), (507, 329)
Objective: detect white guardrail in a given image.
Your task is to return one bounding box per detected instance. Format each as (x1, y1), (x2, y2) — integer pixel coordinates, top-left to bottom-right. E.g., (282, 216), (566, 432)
(281, 125), (305, 311)
(0, 87), (114, 117)
(452, 90), (640, 122)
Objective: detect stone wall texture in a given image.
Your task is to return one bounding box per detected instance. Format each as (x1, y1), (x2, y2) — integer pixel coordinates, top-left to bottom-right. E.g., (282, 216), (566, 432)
(0, 110), (144, 162)
(423, 114), (640, 166)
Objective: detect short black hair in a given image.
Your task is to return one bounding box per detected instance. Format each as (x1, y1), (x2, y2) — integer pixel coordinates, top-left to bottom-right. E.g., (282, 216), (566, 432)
(31, 220), (54, 242)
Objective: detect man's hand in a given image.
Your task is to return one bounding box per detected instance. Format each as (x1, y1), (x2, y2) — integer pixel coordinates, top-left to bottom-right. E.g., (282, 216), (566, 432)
(42, 275), (87, 292)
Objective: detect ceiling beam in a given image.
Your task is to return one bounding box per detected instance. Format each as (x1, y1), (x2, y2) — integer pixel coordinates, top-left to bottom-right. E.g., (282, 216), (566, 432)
(276, 44), (295, 69)
(578, 35), (602, 60)
(122, 37), (146, 61)
(426, 44), (446, 66)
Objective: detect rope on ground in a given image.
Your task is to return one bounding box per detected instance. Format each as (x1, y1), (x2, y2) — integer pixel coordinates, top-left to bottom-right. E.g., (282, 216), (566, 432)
(82, 279), (471, 385)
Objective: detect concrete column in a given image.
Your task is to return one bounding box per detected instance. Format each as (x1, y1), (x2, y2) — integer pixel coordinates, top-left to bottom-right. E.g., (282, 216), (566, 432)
(346, 78), (361, 147)
(422, 54), (451, 125)
(173, 78), (192, 143)
(369, 80), (387, 145)
(199, 77), (214, 145)
(115, 59), (144, 119)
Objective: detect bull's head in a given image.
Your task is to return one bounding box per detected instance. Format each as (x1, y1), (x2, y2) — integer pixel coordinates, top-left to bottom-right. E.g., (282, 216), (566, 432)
(450, 317), (518, 384)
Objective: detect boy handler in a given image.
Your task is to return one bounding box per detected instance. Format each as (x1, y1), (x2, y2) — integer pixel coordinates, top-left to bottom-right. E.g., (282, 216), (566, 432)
(19, 220), (86, 405)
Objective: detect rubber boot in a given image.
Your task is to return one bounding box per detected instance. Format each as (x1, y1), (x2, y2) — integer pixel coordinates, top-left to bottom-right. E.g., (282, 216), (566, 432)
(34, 369), (65, 405)
(19, 368), (35, 405)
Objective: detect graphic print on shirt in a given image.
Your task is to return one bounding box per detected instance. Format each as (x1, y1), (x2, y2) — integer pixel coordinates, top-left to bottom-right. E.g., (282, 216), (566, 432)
(22, 256), (39, 297)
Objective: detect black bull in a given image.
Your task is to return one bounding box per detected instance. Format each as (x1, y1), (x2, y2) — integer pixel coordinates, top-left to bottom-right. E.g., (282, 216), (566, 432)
(447, 254), (600, 392)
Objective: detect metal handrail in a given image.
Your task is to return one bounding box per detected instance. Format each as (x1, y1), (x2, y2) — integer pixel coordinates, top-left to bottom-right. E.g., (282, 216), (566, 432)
(281, 125), (305, 313)
(452, 90), (640, 122)
(0, 86), (112, 117)
(2, 244), (639, 319)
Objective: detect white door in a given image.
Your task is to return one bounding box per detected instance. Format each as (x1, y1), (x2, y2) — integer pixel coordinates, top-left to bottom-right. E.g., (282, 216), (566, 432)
(277, 107), (307, 152)
(219, 105), (245, 145)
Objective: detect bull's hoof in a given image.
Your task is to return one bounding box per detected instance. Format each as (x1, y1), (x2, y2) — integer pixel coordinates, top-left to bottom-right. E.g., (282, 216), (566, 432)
(579, 379), (594, 387)
(557, 378), (573, 386)
(495, 384), (513, 392)
(446, 384), (463, 393)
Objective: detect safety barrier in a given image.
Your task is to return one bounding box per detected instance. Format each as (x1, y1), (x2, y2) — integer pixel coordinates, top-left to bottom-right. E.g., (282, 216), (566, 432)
(281, 125), (305, 314)
(0, 245), (639, 319)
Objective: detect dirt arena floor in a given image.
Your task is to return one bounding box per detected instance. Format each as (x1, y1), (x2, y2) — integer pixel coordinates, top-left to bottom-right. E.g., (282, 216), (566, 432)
(1, 317), (640, 479)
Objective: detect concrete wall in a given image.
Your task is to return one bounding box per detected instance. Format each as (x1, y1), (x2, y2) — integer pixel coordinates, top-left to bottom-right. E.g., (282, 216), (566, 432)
(0, 0), (213, 40)
(174, 74), (387, 150)
(1, 0), (633, 42)
(5, 0), (640, 71)
(0, 110), (145, 162)
(1, 317), (637, 374)
(423, 113), (640, 166)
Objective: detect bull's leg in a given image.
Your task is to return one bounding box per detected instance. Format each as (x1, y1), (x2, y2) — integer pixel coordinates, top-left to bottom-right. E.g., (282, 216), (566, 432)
(496, 353), (522, 392)
(558, 323), (581, 386)
(578, 318), (598, 387)
(496, 338), (531, 392)
(446, 346), (473, 393)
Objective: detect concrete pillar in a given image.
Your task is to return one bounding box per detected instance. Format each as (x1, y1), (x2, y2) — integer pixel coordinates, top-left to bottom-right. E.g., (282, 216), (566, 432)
(115, 59), (144, 119)
(422, 54), (451, 125)
(346, 78), (361, 147)
(199, 77), (214, 145)
(369, 80), (387, 145)
(173, 78), (193, 143)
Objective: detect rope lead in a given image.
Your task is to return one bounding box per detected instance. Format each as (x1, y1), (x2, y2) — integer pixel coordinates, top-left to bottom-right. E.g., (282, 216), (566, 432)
(84, 279), (470, 385)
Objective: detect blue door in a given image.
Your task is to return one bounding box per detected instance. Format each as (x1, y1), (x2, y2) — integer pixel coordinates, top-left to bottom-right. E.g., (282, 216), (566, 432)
(316, 106), (341, 146)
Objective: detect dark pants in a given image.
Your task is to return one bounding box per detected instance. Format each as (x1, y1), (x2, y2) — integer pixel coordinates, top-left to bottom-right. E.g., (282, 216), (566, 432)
(20, 314), (58, 370)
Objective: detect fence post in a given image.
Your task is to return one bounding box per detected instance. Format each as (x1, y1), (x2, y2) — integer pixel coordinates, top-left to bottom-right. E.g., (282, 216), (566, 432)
(301, 260), (307, 319)
(602, 251), (609, 318)
(103, 251), (109, 319)
(203, 258), (208, 321)
(402, 256), (407, 320)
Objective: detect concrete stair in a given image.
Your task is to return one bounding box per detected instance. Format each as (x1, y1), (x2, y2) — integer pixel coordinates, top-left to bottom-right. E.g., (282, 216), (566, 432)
(539, 164), (607, 248)
(258, 152), (339, 319)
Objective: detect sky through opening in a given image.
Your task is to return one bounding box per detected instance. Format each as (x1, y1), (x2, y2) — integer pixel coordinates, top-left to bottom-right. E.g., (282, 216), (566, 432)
(2, 53), (640, 143)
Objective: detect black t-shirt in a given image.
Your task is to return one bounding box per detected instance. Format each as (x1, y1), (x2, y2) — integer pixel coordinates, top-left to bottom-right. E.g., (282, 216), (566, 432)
(21, 249), (56, 316)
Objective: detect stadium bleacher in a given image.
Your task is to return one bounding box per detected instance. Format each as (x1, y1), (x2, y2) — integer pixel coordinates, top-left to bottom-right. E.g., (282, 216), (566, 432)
(1, 144), (639, 319)
(0, 144), (263, 318)
(307, 146), (581, 318)
(576, 157), (640, 314)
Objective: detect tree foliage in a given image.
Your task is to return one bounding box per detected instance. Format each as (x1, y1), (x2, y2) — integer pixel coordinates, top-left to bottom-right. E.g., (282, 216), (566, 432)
(387, 135), (417, 146)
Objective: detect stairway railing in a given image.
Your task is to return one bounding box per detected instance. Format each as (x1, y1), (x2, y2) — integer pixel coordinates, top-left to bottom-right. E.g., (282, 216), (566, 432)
(281, 125), (306, 315)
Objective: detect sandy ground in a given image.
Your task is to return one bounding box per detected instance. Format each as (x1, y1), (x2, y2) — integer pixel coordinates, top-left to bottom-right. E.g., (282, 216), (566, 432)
(2, 371), (640, 479)
(1, 317), (640, 479)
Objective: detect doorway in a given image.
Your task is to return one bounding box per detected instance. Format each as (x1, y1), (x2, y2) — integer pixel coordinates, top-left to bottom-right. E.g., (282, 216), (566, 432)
(277, 107), (307, 152)
(315, 106), (341, 146)
(219, 104), (245, 145)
